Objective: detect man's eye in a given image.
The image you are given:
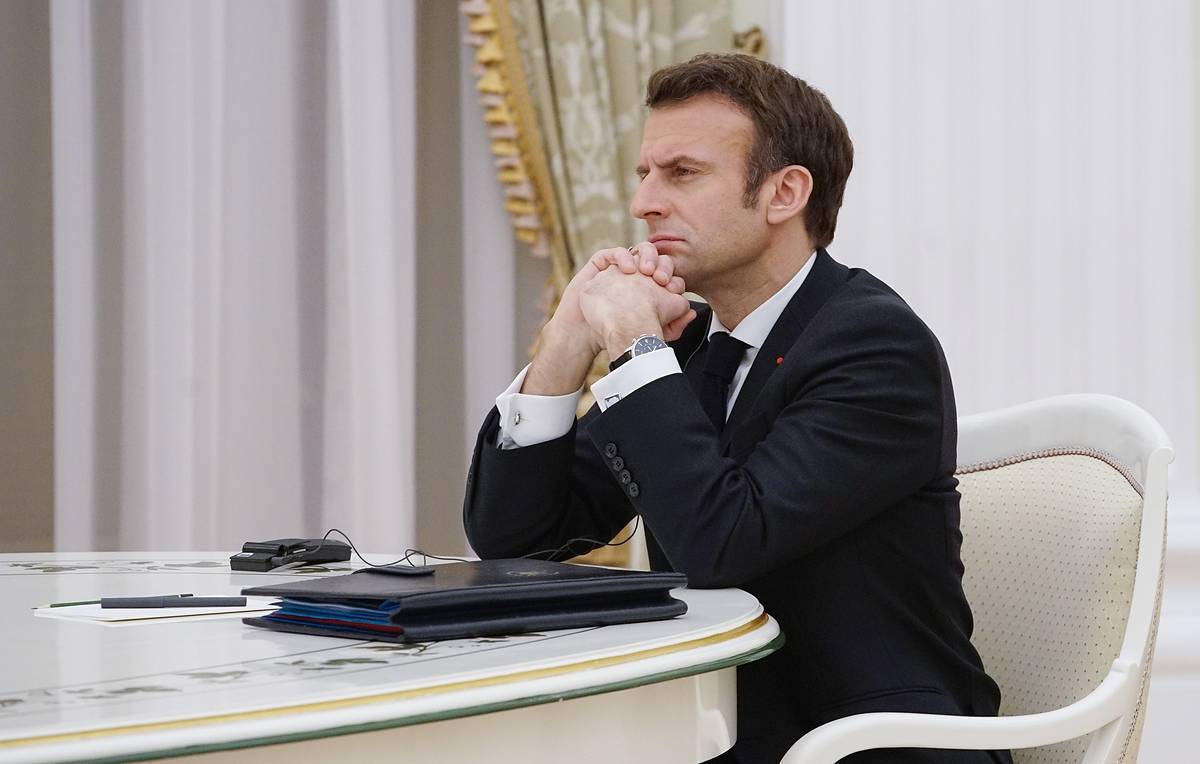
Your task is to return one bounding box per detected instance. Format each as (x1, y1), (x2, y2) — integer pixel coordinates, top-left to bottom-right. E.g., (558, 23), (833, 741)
(674, 167), (696, 177)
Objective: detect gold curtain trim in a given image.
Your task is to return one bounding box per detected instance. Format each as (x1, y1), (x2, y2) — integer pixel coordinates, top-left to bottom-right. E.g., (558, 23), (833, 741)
(460, 0), (573, 291)
(733, 25), (767, 59)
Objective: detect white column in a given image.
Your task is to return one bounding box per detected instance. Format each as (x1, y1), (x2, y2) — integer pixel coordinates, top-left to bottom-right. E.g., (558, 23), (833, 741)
(323, 0), (417, 543)
(119, 0), (224, 548)
(51, 0), (421, 551)
(50, 0), (98, 550)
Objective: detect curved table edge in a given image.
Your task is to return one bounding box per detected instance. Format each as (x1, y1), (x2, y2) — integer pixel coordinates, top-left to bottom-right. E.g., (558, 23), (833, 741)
(3, 616), (784, 764)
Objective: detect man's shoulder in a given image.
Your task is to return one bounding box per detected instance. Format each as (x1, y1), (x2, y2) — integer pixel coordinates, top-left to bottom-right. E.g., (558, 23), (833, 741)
(811, 266), (942, 352)
(833, 267), (911, 315)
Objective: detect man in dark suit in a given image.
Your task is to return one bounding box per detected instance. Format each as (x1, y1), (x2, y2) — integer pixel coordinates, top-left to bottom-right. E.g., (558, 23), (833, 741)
(463, 54), (1009, 764)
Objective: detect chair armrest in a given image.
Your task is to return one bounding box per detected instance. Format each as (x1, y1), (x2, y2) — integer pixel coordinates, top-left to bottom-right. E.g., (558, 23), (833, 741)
(779, 660), (1139, 764)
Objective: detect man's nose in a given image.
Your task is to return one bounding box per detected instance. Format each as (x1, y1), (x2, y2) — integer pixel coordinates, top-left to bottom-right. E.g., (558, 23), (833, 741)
(630, 178), (667, 220)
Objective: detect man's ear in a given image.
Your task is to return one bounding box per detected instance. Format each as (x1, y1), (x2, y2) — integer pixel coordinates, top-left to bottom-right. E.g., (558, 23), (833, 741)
(764, 165), (812, 225)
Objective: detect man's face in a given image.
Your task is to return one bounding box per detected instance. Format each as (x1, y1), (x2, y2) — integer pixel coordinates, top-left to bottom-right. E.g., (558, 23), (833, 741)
(631, 94), (770, 295)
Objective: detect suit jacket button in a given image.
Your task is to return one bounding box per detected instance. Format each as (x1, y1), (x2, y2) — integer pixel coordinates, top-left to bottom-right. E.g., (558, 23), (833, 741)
(627, 482), (640, 497)
(604, 442), (618, 458)
(618, 469), (632, 485)
(610, 456), (625, 471)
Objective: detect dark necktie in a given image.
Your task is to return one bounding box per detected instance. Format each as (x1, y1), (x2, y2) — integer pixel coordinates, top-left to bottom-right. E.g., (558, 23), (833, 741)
(698, 332), (749, 433)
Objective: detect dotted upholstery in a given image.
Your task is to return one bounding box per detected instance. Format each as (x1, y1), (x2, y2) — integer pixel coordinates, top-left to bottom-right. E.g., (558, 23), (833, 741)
(957, 453), (1143, 764)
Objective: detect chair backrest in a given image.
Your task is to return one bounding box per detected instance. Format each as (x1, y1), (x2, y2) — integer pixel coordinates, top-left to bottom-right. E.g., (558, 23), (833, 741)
(955, 395), (1172, 764)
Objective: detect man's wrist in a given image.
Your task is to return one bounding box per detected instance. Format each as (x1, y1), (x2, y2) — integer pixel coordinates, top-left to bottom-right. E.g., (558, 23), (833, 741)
(520, 319), (598, 396)
(602, 317), (662, 361)
(544, 316), (600, 357)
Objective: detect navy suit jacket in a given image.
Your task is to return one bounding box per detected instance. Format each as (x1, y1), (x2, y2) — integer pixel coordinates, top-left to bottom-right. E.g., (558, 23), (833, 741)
(463, 250), (1008, 763)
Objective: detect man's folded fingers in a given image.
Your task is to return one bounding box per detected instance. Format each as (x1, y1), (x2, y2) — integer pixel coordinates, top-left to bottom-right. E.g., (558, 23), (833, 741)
(629, 241), (660, 276)
(653, 255), (675, 287)
(590, 248), (627, 273)
(617, 247), (642, 273)
(593, 246), (637, 273)
(663, 308), (697, 341)
(590, 245), (685, 289)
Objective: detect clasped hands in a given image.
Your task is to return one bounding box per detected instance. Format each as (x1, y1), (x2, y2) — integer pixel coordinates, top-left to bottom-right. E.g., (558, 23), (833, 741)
(521, 242), (697, 396)
(576, 242), (697, 358)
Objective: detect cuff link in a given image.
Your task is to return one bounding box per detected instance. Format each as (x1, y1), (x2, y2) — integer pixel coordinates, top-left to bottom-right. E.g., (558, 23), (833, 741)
(512, 412), (521, 426)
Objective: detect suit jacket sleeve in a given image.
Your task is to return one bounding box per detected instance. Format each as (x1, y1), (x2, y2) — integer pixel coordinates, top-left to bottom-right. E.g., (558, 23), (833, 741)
(583, 291), (952, 588)
(461, 303), (709, 562)
(463, 402), (637, 561)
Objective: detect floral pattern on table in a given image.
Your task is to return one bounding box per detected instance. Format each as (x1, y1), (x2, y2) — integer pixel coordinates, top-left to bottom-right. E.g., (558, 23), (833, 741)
(0, 629), (568, 719)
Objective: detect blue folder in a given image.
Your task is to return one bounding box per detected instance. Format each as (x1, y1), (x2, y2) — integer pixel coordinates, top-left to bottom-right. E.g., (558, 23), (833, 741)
(241, 558), (687, 643)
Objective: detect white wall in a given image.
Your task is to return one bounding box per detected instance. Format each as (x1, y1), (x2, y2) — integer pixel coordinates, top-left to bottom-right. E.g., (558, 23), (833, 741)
(775, 2), (1197, 758)
(779, 0), (1196, 503)
(458, 13), (556, 459)
(460, 13), (518, 467)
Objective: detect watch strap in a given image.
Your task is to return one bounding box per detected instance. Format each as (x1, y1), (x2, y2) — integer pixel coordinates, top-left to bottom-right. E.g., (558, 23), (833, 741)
(608, 334), (667, 372)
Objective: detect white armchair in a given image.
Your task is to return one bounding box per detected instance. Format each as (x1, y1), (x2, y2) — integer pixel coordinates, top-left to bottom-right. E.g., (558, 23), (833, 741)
(781, 395), (1173, 764)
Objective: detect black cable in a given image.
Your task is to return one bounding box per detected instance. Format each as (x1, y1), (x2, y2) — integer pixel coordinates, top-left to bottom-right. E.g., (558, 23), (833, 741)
(401, 548), (473, 566)
(312, 517), (641, 569)
(519, 516), (642, 561)
(313, 528), (469, 569)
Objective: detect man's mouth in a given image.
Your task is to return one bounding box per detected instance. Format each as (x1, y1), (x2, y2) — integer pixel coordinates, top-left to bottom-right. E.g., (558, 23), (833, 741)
(649, 235), (685, 245)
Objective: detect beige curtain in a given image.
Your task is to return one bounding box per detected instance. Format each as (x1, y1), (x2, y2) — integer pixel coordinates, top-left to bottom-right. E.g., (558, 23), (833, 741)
(507, 0), (732, 277)
(461, 0), (733, 288)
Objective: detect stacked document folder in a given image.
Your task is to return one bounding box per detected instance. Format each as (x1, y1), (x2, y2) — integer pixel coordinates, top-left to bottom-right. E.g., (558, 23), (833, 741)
(241, 558), (688, 642)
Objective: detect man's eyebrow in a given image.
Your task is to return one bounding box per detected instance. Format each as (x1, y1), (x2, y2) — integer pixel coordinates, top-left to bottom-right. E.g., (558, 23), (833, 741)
(635, 155), (712, 175)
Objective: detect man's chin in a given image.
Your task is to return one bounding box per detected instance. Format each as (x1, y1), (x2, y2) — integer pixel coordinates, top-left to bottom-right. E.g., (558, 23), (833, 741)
(653, 242), (687, 266)
(651, 239), (688, 256)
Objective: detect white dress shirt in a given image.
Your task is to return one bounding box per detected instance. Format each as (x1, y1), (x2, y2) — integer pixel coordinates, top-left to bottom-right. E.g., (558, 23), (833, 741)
(496, 251), (817, 449)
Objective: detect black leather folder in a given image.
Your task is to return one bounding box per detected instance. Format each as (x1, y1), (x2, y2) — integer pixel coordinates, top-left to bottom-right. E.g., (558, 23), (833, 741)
(241, 558), (688, 643)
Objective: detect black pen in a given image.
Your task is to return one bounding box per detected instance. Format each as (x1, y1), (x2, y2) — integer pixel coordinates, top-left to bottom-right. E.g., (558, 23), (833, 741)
(42, 593), (193, 608)
(100, 596), (247, 609)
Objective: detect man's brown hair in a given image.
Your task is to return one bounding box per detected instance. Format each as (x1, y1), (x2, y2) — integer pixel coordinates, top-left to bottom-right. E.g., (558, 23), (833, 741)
(645, 53), (853, 250)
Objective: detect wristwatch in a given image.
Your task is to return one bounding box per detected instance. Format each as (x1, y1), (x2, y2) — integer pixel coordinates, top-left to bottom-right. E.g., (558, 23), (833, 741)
(608, 333), (669, 372)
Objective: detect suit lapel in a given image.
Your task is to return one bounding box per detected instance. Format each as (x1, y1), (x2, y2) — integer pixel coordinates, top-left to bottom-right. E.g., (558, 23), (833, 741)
(720, 249), (849, 452)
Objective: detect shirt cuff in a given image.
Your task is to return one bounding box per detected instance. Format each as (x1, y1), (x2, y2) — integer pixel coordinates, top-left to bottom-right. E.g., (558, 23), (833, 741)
(495, 364), (582, 449)
(590, 347), (681, 412)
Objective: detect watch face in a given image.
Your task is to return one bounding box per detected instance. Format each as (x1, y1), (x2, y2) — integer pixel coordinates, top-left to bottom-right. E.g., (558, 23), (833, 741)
(633, 336), (667, 356)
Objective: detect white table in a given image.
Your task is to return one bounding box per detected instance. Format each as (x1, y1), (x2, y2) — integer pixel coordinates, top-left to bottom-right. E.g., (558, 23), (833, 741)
(0, 553), (781, 763)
